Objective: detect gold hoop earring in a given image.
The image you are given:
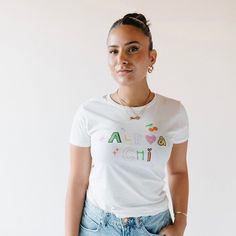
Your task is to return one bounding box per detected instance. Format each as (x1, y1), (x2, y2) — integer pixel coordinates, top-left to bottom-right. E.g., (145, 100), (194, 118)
(148, 65), (154, 73)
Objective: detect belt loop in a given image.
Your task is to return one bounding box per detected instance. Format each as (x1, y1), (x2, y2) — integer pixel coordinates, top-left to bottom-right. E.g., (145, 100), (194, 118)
(119, 217), (125, 235)
(137, 216), (143, 227)
(104, 212), (110, 227)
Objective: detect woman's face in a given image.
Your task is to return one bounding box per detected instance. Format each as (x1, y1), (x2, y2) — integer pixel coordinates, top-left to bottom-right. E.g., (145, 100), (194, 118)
(107, 25), (157, 86)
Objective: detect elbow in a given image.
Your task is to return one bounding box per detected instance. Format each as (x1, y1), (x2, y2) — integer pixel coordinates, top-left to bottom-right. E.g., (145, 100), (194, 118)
(168, 170), (188, 177)
(67, 176), (89, 191)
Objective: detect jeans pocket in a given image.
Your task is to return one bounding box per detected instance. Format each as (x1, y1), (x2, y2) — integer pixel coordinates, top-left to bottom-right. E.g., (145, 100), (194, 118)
(80, 209), (101, 232)
(141, 210), (172, 236)
(141, 224), (160, 235)
(158, 210), (173, 233)
(141, 214), (162, 235)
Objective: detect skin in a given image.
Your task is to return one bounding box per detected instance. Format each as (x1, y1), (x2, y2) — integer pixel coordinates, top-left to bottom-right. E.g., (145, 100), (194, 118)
(65, 146), (92, 236)
(159, 141), (189, 236)
(107, 24), (157, 106)
(65, 24), (189, 236)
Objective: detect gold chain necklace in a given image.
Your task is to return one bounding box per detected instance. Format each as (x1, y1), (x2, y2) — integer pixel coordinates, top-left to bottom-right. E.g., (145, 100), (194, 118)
(116, 89), (152, 120)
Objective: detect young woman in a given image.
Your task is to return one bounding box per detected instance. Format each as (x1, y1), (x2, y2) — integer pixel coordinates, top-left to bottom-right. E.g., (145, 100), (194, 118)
(65, 13), (189, 236)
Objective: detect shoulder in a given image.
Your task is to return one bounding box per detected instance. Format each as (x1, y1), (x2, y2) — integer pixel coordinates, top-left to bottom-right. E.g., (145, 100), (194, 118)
(155, 93), (188, 121)
(74, 94), (109, 114)
(157, 93), (183, 109)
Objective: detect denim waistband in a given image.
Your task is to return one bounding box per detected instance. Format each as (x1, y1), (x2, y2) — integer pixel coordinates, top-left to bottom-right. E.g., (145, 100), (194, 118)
(82, 198), (170, 228)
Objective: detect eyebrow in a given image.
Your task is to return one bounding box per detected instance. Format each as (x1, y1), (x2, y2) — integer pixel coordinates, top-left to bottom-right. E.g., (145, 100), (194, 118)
(108, 41), (141, 48)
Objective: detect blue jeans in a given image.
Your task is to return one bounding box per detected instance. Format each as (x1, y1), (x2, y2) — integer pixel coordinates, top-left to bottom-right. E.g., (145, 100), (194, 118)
(79, 198), (173, 236)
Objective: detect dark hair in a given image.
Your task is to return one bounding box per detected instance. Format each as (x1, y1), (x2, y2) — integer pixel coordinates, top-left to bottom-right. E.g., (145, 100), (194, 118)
(109, 13), (153, 51)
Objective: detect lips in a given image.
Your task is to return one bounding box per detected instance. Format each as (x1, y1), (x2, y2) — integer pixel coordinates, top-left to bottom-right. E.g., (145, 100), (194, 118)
(116, 68), (133, 75)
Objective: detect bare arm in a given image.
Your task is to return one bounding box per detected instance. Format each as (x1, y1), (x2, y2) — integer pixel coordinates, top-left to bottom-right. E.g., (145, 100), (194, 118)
(160, 141), (189, 236)
(65, 145), (92, 236)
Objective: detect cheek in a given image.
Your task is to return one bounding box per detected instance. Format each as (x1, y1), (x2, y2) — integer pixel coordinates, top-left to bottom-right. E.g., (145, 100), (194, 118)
(108, 57), (115, 70)
(135, 57), (149, 72)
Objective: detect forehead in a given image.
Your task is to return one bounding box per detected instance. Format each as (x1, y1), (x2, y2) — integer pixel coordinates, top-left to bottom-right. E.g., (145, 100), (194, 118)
(107, 25), (149, 46)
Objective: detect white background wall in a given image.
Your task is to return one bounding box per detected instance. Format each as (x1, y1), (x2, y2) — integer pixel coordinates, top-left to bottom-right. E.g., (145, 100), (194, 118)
(0, 0), (235, 235)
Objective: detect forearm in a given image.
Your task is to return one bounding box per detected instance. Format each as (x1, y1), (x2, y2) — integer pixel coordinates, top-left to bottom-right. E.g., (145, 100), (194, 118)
(65, 180), (87, 236)
(168, 172), (189, 230)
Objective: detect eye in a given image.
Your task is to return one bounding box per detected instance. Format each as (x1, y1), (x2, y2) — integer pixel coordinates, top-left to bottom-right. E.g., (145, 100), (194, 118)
(109, 49), (119, 54)
(127, 46), (139, 53)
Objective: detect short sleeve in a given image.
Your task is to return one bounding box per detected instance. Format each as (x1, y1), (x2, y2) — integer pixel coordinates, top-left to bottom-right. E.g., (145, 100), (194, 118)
(172, 102), (189, 144)
(69, 106), (91, 147)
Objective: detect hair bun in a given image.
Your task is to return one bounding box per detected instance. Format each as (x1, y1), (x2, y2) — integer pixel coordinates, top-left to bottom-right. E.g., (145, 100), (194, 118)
(109, 12), (153, 50)
(123, 13), (149, 26)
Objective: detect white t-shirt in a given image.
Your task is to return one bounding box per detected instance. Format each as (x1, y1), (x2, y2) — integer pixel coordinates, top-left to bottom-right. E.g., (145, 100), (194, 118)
(69, 93), (189, 218)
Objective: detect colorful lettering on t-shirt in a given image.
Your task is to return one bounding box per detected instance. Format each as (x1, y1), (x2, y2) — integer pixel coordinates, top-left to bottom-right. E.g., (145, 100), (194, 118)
(113, 147), (119, 156)
(158, 136), (166, 146)
(120, 148), (151, 161)
(107, 127), (167, 162)
(147, 148), (152, 161)
(134, 133), (142, 145)
(108, 132), (122, 143)
(137, 150), (145, 160)
(124, 133), (132, 143)
(122, 147), (136, 160)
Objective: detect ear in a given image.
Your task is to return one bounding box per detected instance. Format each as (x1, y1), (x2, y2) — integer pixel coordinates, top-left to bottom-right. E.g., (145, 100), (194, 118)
(149, 49), (157, 64)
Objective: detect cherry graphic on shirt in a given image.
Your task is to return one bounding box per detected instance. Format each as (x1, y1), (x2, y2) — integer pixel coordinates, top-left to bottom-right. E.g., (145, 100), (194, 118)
(146, 123), (158, 132)
(148, 126), (158, 132)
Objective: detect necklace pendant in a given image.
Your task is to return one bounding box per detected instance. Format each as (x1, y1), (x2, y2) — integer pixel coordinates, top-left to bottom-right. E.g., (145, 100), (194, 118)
(130, 115), (141, 120)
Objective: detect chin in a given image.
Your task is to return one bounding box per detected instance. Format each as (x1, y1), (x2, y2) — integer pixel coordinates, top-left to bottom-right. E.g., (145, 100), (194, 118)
(116, 77), (135, 86)
(115, 76), (136, 86)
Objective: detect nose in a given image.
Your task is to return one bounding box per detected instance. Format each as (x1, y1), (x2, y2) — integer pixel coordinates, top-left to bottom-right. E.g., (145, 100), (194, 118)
(117, 51), (128, 65)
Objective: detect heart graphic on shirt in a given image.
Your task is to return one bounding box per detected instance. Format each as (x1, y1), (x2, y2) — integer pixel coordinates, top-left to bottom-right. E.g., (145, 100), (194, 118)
(148, 126), (158, 132)
(145, 135), (156, 144)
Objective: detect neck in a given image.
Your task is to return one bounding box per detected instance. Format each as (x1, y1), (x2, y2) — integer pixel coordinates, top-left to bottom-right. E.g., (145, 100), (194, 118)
(115, 86), (153, 107)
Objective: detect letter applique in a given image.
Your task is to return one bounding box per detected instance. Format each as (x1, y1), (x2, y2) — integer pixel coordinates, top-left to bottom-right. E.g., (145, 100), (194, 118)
(158, 136), (166, 146)
(122, 147), (136, 160)
(134, 133), (142, 145)
(137, 150), (145, 160)
(124, 133), (132, 143)
(113, 148), (119, 156)
(147, 148), (152, 161)
(108, 132), (122, 143)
